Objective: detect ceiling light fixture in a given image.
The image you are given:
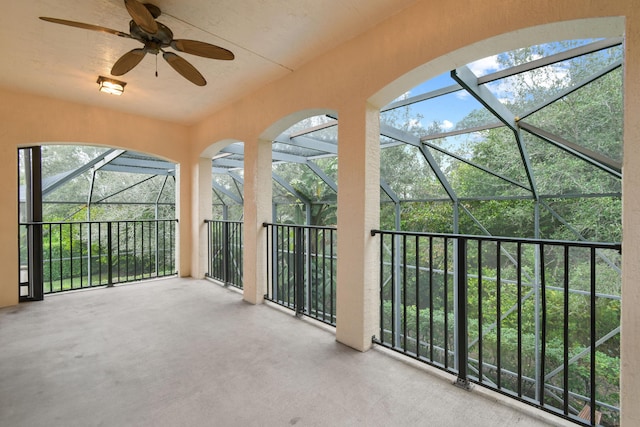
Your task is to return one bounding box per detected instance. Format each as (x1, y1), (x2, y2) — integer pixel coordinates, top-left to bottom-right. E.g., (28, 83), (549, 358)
(97, 76), (126, 95)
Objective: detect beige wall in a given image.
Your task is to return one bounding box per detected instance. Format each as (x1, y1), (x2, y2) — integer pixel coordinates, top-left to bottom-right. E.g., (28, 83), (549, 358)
(1, 0), (637, 424)
(189, 1), (636, 423)
(0, 88), (190, 307)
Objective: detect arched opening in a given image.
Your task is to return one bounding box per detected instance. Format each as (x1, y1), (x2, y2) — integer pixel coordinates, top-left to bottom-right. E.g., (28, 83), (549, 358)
(372, 25), (622, 426)
(18, 144), (178, 300)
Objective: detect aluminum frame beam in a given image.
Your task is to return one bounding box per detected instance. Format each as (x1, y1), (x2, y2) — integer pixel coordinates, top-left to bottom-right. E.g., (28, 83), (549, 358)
(109, 157), (174, 169)
(273, 172), (311, 205)
(452, 65), (539, 199)
(519, 122), (622, 177)
(99, 164), (175, 176)
(382, 84), (463, 112)
(421, 139), (532, 192)
(520, 59), (623, 120)
(306, 161), (338, 193)
(275, 135), (339, 156)
(42, 149), (120, 196)
(212, 180), (243, 204)
(380, 178), (400, 204)
(287, 119), (338, 138)
(380, 123), (458, 202)
(478, 37), (623, 85)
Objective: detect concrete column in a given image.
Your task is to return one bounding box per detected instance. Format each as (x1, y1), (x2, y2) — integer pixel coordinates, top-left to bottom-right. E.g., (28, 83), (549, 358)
(335, 102), (380, 352)
(192, 157), (212, 279)
(0, 144), (18, 307)
(242, 139), (272, 304)
(621, 14), (640, 427)
(175, 162), (192, 277)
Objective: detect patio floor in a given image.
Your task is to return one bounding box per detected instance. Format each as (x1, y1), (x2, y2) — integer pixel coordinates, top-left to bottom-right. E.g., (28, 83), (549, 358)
(0, 277), (573, 426)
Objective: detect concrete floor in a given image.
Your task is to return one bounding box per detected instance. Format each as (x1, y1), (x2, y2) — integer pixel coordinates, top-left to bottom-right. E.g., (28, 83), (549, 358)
(0, 278), (573, 427)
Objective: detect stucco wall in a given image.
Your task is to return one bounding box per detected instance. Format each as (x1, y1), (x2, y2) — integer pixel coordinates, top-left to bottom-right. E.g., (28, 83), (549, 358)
(0, 0), (637, 424)
(0, 88), (191, 307)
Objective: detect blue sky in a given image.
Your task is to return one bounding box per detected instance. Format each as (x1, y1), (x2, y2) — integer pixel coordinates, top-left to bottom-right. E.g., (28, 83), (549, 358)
(393, 38), (606, 132)
(390, 53), (507, 131)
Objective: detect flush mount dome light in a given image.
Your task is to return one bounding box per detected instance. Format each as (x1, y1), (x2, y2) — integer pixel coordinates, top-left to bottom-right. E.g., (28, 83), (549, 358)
(97, 76), (126, 95)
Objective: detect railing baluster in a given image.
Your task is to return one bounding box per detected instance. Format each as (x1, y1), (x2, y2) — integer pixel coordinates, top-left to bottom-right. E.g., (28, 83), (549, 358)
(133, 222), (137, 280)
(444, 237), (449, 369)
(455, 237), (470, 389)
(563, 245), (570, 416)
(330, 228), (335, 324)
(477, 240), (483, 383)
(496, 240), (502, 389)
(48, 223), (53, 293)
(58, 223), (63, 291)
(265, 223), (270, 299)
(319, 229), (325, 322)
(125, 222), (130, 281)
(391, 232), (396, 348)
(116, 222), (121, 284)
(429, 236), (434, 362)
(517, 242), (522, 397)
(415, 235), (420, 358)
(368, 229), (620, 426)
(22, 220), (177, 294)
(590, 247), (597, 425)
(260, 223), (336, 327)
(402, 234), (407, 353)
(223, 221), (230, 285)
(69, 224), (74, 290)
(295, 226), (304, 316)
(79, 223), (84, 289)
(107, 222), (113, 287)
(539, 244), (547, 407)
(379, 232), (385, 343)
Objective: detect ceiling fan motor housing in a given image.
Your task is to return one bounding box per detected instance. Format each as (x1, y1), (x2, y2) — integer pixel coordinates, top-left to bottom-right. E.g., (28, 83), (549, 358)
(129, 20), (173, 48)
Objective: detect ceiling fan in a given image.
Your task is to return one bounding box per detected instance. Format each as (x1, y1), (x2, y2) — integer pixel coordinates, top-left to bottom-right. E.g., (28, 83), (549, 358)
(40, 0), (234, 86)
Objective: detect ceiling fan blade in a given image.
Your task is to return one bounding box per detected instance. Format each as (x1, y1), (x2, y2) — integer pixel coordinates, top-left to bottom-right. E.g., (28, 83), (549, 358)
(124, 0), (158, 34)
(39, 17), (131, 38)
(171, 40), (235, 60)
(163, 52), (206, 86)
(111, 48), (147, 76)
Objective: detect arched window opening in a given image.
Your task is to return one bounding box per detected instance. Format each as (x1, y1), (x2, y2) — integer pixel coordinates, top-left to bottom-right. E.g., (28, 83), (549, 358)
(18, 145), (177, 298)
(377, 37), (622, 426)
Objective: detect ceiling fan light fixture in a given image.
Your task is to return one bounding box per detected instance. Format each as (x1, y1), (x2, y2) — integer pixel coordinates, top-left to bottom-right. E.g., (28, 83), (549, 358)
(97, 76), (126, 95)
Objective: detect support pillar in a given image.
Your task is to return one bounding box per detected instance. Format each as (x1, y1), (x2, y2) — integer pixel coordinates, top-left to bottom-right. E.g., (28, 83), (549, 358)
(335, 102), (380, 352)
(175, 162), (192, 277)
(243, 139), (272, 304)
(192, 157), (212, 278)
(621, 14), (640, 427)
(0, 145), (19, 307)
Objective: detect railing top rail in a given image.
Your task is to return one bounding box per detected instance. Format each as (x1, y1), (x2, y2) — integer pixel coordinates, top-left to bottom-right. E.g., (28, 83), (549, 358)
(204, 219), (244, 224)
(263, 222), (337, 231)
(20, 219), (178, 226)
(370, 229), (621, 251)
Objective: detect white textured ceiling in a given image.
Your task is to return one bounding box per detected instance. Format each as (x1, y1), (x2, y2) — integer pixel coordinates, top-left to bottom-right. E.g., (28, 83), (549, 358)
(1, 0), (415, 124)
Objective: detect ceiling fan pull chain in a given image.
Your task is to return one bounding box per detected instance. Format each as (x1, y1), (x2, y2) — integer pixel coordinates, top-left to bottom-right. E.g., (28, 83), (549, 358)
(155, 54), (158, 77)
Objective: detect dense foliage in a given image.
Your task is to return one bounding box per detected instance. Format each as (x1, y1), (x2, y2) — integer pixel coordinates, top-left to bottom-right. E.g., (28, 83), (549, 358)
(375, 41), (622, 425)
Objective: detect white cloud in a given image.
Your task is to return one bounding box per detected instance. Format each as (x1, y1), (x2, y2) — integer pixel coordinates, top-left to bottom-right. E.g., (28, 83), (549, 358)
(393, 91), (412, 103)
(468, 55), (501, 76)
(406, 118), (422, 129)
(442, 120), (454, 130)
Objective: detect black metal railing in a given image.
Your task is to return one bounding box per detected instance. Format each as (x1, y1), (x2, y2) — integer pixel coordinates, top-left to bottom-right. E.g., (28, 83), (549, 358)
(205, 220), (243, 289)
(371, 229), (621, 427)
(263, 223), (337, 326)
(20, 219), (177, 294)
